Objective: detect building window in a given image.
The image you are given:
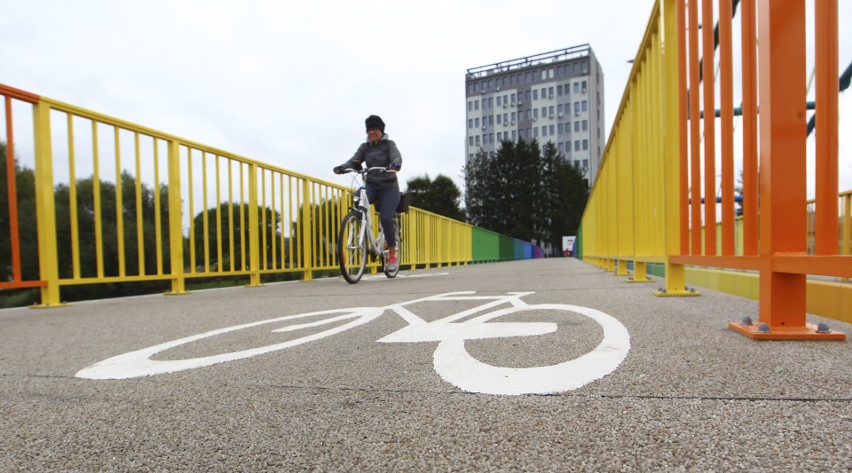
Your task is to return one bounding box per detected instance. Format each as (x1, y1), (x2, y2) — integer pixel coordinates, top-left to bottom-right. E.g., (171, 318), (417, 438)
(583, 159), (589, 168)
(582, 120), (588, 131)
(558, 143), (564, 153)
(549, 106), (554, 117)
(574, 102), (580, 114)
(534, 127), (539, 138)
(558, 123), (564, 134)
(475, 117), (480, 128)
(549, 125), (555, 135)
(548, 86), (554, 97)
(476, 136), (481, 146)
(497, 132), (502, 141)
(582, 80), (587, 92)
(574, 121), (580, 132)
(533, 109), (539, 120)
(574, 83), (580, 93)
(583, 139), (589, 150)
(468, 119), (473, 129)
(469, 137), (474, 146)
(468, 101), (473, 112)
(475, 100), (480, 111)
(557, 85), (563, 96)
(497, 114), (502, 125)
(525, 90), (531, 102)
(575, 141), (580, 151)
(533, 89), (538, 101)
(512, 130), (517, 141)
(511, 112), (517, 122)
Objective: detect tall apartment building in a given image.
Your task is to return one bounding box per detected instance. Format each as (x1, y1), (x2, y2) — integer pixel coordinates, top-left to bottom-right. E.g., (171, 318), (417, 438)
(465, 44), (605, 186)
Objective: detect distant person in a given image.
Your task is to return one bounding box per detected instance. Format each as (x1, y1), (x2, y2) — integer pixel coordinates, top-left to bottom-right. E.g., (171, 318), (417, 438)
(334, 115), (403, 270)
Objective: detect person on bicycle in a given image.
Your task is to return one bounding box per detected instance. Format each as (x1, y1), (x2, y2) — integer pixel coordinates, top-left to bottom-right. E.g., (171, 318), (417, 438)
(333, 115), (403, 271)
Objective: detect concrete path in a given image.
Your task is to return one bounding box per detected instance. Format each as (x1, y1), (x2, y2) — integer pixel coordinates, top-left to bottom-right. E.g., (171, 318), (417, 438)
(2, 258), (850, 471)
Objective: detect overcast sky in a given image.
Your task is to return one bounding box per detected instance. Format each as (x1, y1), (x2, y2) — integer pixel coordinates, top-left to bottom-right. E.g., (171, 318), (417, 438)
(1, 0), (851, 195)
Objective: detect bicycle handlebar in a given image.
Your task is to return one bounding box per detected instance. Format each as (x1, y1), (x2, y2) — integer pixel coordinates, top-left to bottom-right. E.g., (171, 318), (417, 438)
(342, 166), (396, 174)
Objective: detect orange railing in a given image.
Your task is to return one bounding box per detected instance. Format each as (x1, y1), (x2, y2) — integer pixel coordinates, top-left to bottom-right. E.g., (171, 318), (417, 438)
(580, 0), (848, 340)
(0, 84), (45, 290)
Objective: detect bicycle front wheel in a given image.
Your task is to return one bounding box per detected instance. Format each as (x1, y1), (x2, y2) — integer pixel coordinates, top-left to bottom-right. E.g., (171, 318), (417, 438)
(338, 210), (368, 284)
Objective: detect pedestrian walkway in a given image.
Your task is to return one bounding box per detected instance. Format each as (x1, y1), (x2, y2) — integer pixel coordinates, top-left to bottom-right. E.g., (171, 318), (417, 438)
(1, 259), (850, 471)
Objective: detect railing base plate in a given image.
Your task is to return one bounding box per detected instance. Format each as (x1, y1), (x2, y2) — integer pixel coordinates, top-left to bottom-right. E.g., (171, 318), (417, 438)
(728, 322), (846, 340)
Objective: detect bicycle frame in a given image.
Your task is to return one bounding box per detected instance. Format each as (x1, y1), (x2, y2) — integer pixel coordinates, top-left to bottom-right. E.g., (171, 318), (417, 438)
(349, 173), (387, 260)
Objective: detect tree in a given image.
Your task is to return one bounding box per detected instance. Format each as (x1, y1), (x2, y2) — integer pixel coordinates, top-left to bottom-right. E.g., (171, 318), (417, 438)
(406, 174), (465, 221)
(464, 139), (588, 253)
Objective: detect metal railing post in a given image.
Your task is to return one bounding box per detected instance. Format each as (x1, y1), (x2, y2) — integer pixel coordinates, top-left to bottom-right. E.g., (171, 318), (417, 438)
(166, 140), (187, 295)
(31, 100), (63, 307)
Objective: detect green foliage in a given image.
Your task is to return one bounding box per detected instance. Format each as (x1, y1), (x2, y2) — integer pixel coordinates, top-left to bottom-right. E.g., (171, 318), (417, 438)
(464, 139), (589, 253)
(405, 174), (465, 221)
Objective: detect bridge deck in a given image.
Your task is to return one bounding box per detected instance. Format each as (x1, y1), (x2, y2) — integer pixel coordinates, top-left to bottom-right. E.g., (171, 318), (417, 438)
(2, 259), (850, 471)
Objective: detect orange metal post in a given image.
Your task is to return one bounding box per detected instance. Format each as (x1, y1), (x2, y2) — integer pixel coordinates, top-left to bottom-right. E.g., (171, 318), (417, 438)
(728, 0), (843, 340)
(688, 0), (701, 255)
(741, 0), (759, 256)
(701, 0), (716, 256)
(719, 0), (735, 255)
(814, 0), (839, 256)
(4, 95), (22, 283)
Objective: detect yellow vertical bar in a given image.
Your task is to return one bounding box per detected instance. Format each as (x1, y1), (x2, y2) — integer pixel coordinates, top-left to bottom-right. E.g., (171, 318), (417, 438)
(31, 100), (62, 307)
(187, 148), (195, 273)
(248, 163), (260, 285)
(280, 174), (286, 269)
(92, 121), (104, 278)
(202, 151), (209, 273)
(658, 0), (692, 296)
(239, 162), (246, 271)
(288, 175), (295, 270)
(260, 168), (267, 271)
(67, 113), (81, 280)
(269, 171), (277, 270)
(134, 132), (145, 275)
(228, 158), (235, 272)
(166, 140), (186, 294)
(215, 155), (223, 272)
(114, 126), (126, 277)
(153, 139), (163, 275)
(301, 179), (313, 281)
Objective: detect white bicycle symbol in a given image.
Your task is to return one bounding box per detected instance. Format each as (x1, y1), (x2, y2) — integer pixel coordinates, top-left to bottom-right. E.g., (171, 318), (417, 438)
(76, 291), (631, 395)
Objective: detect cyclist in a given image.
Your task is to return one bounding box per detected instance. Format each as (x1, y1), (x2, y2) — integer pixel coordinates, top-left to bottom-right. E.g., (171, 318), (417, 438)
(334, 115), (403, 271)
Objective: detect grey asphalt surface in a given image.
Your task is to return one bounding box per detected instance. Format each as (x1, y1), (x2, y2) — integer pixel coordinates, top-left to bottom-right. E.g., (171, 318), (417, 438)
(1, 258), (851, 472)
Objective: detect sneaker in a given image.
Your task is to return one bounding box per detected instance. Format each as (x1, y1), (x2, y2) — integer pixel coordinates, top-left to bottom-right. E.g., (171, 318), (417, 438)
(387, 247), (398, 271)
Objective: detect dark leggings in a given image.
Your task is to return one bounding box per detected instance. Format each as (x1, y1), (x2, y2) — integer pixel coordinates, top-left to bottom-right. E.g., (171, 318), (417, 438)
(365, 185), (400, 247)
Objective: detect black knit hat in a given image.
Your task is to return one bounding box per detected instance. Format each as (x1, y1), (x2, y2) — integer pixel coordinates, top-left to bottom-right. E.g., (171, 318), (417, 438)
(365, 115), (385, 132)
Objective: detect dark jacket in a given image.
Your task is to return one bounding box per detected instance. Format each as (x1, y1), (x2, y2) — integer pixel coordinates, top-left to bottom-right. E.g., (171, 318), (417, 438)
(339, 134), (403, 190)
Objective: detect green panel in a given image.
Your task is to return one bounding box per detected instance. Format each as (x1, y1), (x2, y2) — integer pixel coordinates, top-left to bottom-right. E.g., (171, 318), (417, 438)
(499, 236), (514, 260)
(472, 227), (500, 262)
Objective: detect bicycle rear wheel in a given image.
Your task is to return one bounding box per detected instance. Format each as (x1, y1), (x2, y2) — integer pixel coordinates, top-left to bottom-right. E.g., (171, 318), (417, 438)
(383, 215), (402, 278)
(337, 211), (368, 284)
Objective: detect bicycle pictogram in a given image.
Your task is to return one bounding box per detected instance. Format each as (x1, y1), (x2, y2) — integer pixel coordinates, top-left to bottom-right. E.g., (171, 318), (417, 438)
(76, 291), (631, 395)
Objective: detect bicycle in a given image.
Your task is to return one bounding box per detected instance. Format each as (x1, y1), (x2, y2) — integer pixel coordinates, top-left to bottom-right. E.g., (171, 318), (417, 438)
(336, 167), (402, 284)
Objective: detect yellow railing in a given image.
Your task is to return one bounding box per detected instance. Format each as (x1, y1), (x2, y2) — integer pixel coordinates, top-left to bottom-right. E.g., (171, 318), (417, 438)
(580, 0), (849, 339)
(0, 84), (473, 307)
